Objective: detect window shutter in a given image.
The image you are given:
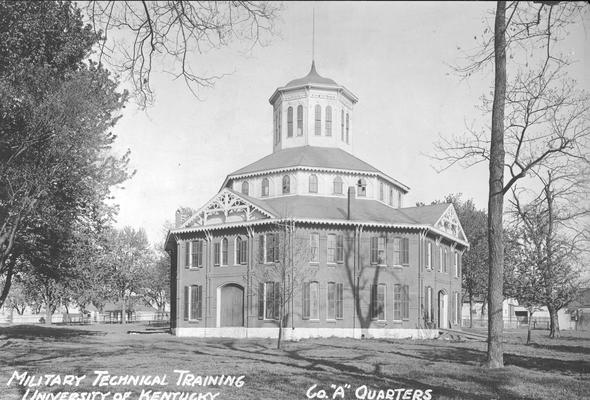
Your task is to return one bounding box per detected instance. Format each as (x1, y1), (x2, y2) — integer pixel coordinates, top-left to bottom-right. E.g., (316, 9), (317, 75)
(402, 238), (409, 266)
(370, 284), (377, 319)
(258, 235), (264, 263)
(302, 282), (310, 320)
(274, 234), (279, 263)
(183, 286), (189, 320)
(274, 282), (280, 320)
(258, 283), (264, 320)
(403, 285), (409, 320)
(197, 286), (202, 320)
(184, 243), (190, 268)
(336, 283), (343, 319)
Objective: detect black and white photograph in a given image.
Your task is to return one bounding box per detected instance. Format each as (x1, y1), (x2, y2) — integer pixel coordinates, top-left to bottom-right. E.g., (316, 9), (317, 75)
(1, 1), (589, 399)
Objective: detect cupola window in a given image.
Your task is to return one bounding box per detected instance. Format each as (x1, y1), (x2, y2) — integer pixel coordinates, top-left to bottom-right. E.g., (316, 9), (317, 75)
(357, 178), (366, 197)
(287, 106), (293, 137)
(262, 178), (269, 197)
(346, 113), (350, 144)
(325, 106), (332, 136)
(333, 176), (343, 195)
(314, 105), (321, 136)
(242, 181), (249, 196)
(297, 105), (303, 136)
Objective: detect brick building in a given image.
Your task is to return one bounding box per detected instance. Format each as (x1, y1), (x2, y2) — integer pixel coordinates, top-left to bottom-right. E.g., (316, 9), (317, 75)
(165, 62), (468, 339)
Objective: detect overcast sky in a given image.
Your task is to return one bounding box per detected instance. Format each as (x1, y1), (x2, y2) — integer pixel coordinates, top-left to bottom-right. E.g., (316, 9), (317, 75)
(107, 2), (590, 246)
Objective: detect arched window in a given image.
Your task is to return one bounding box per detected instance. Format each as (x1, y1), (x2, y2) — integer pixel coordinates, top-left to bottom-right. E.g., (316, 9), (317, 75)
(309, 174), (318, 193)
(235, 236), (248, 265)
(333, 176), (343, 195)
(379, 182), (384, 201)
(221, 238), (228, 266)
(297, 105), (303, 136)
(346, 113), (350, 144)
(242, 181), (249, 196)
(357, 177), (366, 197)
(261, 178), (269, 197)
(389, 187), (394, 206)
(325, 106), (332, 136)
(341, 109), (344, 141)
(287, 107), (293, 137)
(282, 175), (290, 194)
(314, 105), (321, 136)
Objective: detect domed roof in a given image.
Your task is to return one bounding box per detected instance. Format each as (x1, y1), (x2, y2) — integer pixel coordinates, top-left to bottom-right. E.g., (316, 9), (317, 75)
(285, 61), (338, 88)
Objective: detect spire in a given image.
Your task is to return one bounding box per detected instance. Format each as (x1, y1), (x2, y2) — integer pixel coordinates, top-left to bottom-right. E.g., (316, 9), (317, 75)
(312, 7), (315, 63)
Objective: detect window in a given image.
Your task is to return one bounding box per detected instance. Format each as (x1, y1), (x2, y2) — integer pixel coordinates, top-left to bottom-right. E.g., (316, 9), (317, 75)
(392, 238), (409, 266)
(357, 178), (366, 197)
(314, 105), (321, 136)
(370, 237), (386, 265)
(282, 175), (290, 194)
(303, 281), (319, 320)
(235, 237), (248, 265)
(424, 286), (434, 324)
(261, 178), (269, 197)
(371, 284), (386, 321)
(333, 176), (343, 194)
(274, 111), (279, 144)
(297, 105), (303, 136)
(214, 242), (220, 266)
(325, 106), (332, 136)
(379, 182), (384, 201)
(439, 246), (443, 272)
(336, 234), (344, 263)
(184, 285), (202, 321)
(241, 181), (249, 196)
(310, 233), (319, 263)
(258, 282), (280, 320)
(389, 187), (394, 206)
(443, 248), (448, 273)
(260, 233), (279, 264)
(457, 253), (462, 277)
(287, 106), (293, 137)
(341, 109), (344, 141)
(398, 192), (402, 208)
(221, 238), (228, 266)
(327, 282), (343, 320)
(426, 241), (432, 270)
(346, 113), (350, 143)
(327, 234), (336, 264)
(185, 240), (204, 268)
(454, 252), (459, 277)
(309, 174), (318, 193)
(394, 284), (409, 321)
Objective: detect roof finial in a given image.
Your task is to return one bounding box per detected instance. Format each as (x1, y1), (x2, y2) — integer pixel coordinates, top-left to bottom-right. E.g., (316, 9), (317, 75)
(312, 6), (315, 64)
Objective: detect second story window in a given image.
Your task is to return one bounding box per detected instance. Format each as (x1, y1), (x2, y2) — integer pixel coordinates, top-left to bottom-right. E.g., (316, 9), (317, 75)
(314, 105), (321, 136)
(282, 175), (290, 194)
(393, 237), (409, 266)
(333, 176), (343, 194)
(327, 234), (336, 264)
(370, 237), (386, 265)
(346, 113), (350, 143)
(357, 178), (367, 197)
(309, 174), (318, 193)
(221, 237), (228, 266)
(297, 105), (303, 136)
(236, 236), (248, 265)
(310, 233), (319, 263)
(325, 106), (332, 136)
(287, 106), (293, 137)
(261, 178), (269, 197)
(242, 181), (249, 196)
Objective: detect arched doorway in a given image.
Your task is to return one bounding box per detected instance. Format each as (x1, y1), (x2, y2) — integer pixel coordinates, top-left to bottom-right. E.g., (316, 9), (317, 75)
(219, 284), (244, 327)
(438, 290), (448, 329)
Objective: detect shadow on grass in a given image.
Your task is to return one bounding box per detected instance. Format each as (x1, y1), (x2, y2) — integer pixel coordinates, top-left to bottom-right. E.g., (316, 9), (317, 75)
(0, 325), (106, 340)
(529, 342), (590, 355)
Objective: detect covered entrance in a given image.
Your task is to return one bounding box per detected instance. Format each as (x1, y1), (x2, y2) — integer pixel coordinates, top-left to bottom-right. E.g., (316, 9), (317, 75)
(219, 284), (244, 327)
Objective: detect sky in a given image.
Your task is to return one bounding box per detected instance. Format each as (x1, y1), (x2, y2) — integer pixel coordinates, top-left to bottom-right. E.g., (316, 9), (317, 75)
(105, 2), (590, 246)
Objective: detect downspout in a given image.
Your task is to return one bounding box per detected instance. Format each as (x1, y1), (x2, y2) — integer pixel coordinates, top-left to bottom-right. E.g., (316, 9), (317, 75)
(291, 218), (295, 330)
(356, 225), (363, 338)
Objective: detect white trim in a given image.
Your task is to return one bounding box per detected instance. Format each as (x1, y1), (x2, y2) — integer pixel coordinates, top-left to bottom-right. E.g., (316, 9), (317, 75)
(174, 327), (440, 340)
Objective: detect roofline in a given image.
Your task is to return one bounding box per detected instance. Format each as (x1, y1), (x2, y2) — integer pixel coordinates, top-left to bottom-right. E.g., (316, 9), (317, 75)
(166, 217), (469, 249)
(221, 166), (410, 193)
(269, 84), (358, 105)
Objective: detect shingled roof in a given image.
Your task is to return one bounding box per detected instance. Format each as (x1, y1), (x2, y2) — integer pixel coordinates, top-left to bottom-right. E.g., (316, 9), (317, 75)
(226, 146), (409, 192)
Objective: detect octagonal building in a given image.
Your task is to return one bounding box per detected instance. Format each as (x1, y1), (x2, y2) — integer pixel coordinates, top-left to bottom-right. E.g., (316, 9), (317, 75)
(165, 62), (468, 339)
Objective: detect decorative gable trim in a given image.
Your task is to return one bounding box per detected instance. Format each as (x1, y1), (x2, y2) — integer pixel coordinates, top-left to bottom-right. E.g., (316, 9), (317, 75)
(433, 204), (467, 243)
(181, 188), (277, 228)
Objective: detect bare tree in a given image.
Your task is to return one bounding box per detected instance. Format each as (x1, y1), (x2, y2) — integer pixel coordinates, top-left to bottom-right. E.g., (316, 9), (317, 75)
(433, 1), (589, 368)
(86, 1), (281, 106)
(253, 221), (313, 350)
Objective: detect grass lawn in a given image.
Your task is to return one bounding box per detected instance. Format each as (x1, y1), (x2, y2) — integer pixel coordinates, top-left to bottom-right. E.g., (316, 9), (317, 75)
(0, 324), (588, 400)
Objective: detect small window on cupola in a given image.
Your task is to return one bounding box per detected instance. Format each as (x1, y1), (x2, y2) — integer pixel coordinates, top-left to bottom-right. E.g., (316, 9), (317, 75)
(357, 178), (367, 197)
(297, 105), (303, 136)
(309, 174), (318, 193)
(341, 109), (344, 141)
(333, 176), (343, 194)
(346, 113), (350, 144)
(242, 181), (249, 196)
(325, 106), (332, 136)
(287, 107), (293, 137)
(262, 178), (269, 197)
(282, 175), (290, 194)
(314, 105), (321, 136)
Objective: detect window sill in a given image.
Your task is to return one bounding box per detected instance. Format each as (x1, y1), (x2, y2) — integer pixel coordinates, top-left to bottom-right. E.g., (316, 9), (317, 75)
(392, 320), (403, 324)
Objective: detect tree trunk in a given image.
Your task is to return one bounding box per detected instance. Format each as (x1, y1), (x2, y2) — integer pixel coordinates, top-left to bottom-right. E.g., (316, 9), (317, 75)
(0, 258), (16, 309)
(527, 310), (533, 345)
(469, 295), (473, 328)
(45, 305), (53, 325)
(121, 296), (126, 324)
(487, 0), (507, 369)
(277, 316), (283, 350)
(548, 306), (560, 338)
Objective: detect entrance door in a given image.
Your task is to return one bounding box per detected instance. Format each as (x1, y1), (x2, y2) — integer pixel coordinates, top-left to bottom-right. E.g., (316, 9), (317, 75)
(220, 284), (244, 327)
(438, 291), (448, 328)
